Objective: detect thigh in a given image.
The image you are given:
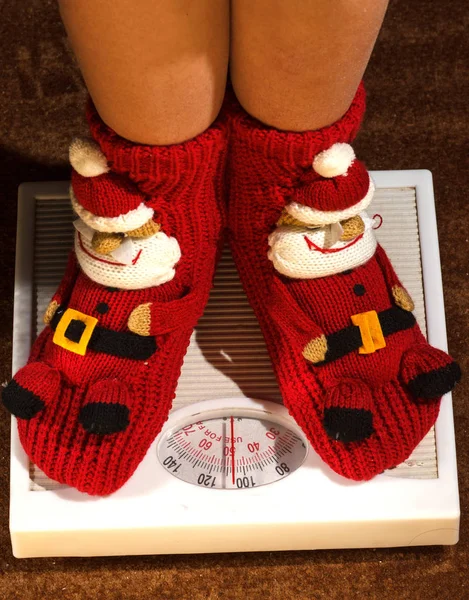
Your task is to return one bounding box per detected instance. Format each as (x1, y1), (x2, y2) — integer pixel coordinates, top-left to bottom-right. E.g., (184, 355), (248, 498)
(230, 0), (389, 131)
(59, 0), (230, 144)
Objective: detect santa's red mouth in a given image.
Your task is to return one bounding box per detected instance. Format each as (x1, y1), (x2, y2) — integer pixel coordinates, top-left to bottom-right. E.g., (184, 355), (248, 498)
(304, 233), (364, 254)
(78, 232), (142, 266)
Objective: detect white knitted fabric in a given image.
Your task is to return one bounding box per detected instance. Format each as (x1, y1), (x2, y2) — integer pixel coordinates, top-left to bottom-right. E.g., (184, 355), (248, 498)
(74, 219), (181, 290)
(268, 211), (377, 279)
(312, 143), (355, 178)
(69, 137), (109, 177)
(285, 176), (375, 226)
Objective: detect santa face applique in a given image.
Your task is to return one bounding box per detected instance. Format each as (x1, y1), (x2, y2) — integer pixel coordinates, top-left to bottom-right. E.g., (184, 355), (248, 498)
(74, 218), (181, 290)
(268, 211), (378, 279)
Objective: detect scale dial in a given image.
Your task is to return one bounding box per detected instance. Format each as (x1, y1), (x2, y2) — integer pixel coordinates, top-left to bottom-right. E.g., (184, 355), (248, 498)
(157, 407), (307, 490)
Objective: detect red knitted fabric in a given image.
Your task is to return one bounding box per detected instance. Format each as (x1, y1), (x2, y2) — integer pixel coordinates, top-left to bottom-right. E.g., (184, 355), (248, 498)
(71, 169), (147, 218)
(3, 110), (227, 495)
(227, 86), (460, 480)
(292, 157), (371, 213)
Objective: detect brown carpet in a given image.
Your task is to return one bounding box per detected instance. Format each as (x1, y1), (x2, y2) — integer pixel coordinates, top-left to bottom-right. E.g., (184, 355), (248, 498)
(0, 1), (468, 598)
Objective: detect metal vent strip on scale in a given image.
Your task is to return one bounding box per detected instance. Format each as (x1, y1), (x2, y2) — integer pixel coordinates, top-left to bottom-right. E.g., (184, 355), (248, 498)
(27, 182), (437, 490)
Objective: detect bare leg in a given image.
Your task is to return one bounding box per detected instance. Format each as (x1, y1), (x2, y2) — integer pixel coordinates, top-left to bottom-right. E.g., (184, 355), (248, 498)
(230, 0), (389, 131)
(59, 0), (229, 144)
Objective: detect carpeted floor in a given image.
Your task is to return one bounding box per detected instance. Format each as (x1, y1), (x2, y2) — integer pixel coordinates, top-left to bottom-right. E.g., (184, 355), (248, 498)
(0, 1), (468, 598)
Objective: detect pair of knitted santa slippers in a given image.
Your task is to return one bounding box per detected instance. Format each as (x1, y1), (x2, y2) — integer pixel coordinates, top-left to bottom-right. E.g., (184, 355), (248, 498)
(3, 84), (460, 494)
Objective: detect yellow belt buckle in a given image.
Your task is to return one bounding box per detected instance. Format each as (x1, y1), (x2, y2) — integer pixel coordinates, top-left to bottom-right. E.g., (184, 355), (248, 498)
(351, 310), (386, 355)
(53, 308), (98, 356)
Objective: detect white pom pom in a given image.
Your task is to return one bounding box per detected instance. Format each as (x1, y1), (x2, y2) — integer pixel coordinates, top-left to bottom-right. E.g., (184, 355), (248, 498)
(69, 137), (109, 177)
(312, 143), (355, 178)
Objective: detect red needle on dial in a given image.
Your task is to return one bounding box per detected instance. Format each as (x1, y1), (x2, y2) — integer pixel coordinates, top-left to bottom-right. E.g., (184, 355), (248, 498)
(230, 416), (235, 485)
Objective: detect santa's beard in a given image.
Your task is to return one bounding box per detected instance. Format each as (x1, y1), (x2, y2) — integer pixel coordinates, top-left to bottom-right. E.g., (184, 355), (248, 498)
(75, 227), (181, 290)
(268, 212), (377, 279)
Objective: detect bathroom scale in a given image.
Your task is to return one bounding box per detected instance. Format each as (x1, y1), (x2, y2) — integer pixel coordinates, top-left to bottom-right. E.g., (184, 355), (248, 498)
(8, 170), (459, 557)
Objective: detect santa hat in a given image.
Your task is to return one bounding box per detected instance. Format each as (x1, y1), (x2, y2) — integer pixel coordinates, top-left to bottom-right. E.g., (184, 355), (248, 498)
(285, 143), (374, 226)
(69, 138), (154, 233)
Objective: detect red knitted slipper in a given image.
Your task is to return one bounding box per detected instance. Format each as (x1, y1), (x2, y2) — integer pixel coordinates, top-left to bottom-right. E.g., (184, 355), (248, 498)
(227, 84), (460, 480)
(3, 104), (227, 495)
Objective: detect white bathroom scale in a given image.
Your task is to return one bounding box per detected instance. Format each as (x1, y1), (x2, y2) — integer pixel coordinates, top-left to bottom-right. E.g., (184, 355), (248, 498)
(8, 171), (459, 558)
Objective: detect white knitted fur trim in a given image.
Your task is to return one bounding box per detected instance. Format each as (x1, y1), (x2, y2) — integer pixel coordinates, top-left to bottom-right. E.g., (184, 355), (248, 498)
(75, 228), (181, 290)
(69, 137), (110, 177)
(268, 211), (377, 279)
(313, 143), (355, 178)
(70, 188), (154, 233)
(285, 176), (375, 226)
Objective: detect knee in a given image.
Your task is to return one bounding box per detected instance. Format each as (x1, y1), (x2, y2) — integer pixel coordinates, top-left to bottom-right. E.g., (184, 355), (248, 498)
(91, 70), (227, 146)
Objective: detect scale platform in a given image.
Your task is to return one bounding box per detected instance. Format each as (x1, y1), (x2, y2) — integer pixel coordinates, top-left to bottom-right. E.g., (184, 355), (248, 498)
(9, 171), (459, 558)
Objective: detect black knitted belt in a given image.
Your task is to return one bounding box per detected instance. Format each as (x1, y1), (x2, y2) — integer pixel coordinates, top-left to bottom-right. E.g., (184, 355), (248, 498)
(50, 306), (157, 360)
(319, 306), (416, 365)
